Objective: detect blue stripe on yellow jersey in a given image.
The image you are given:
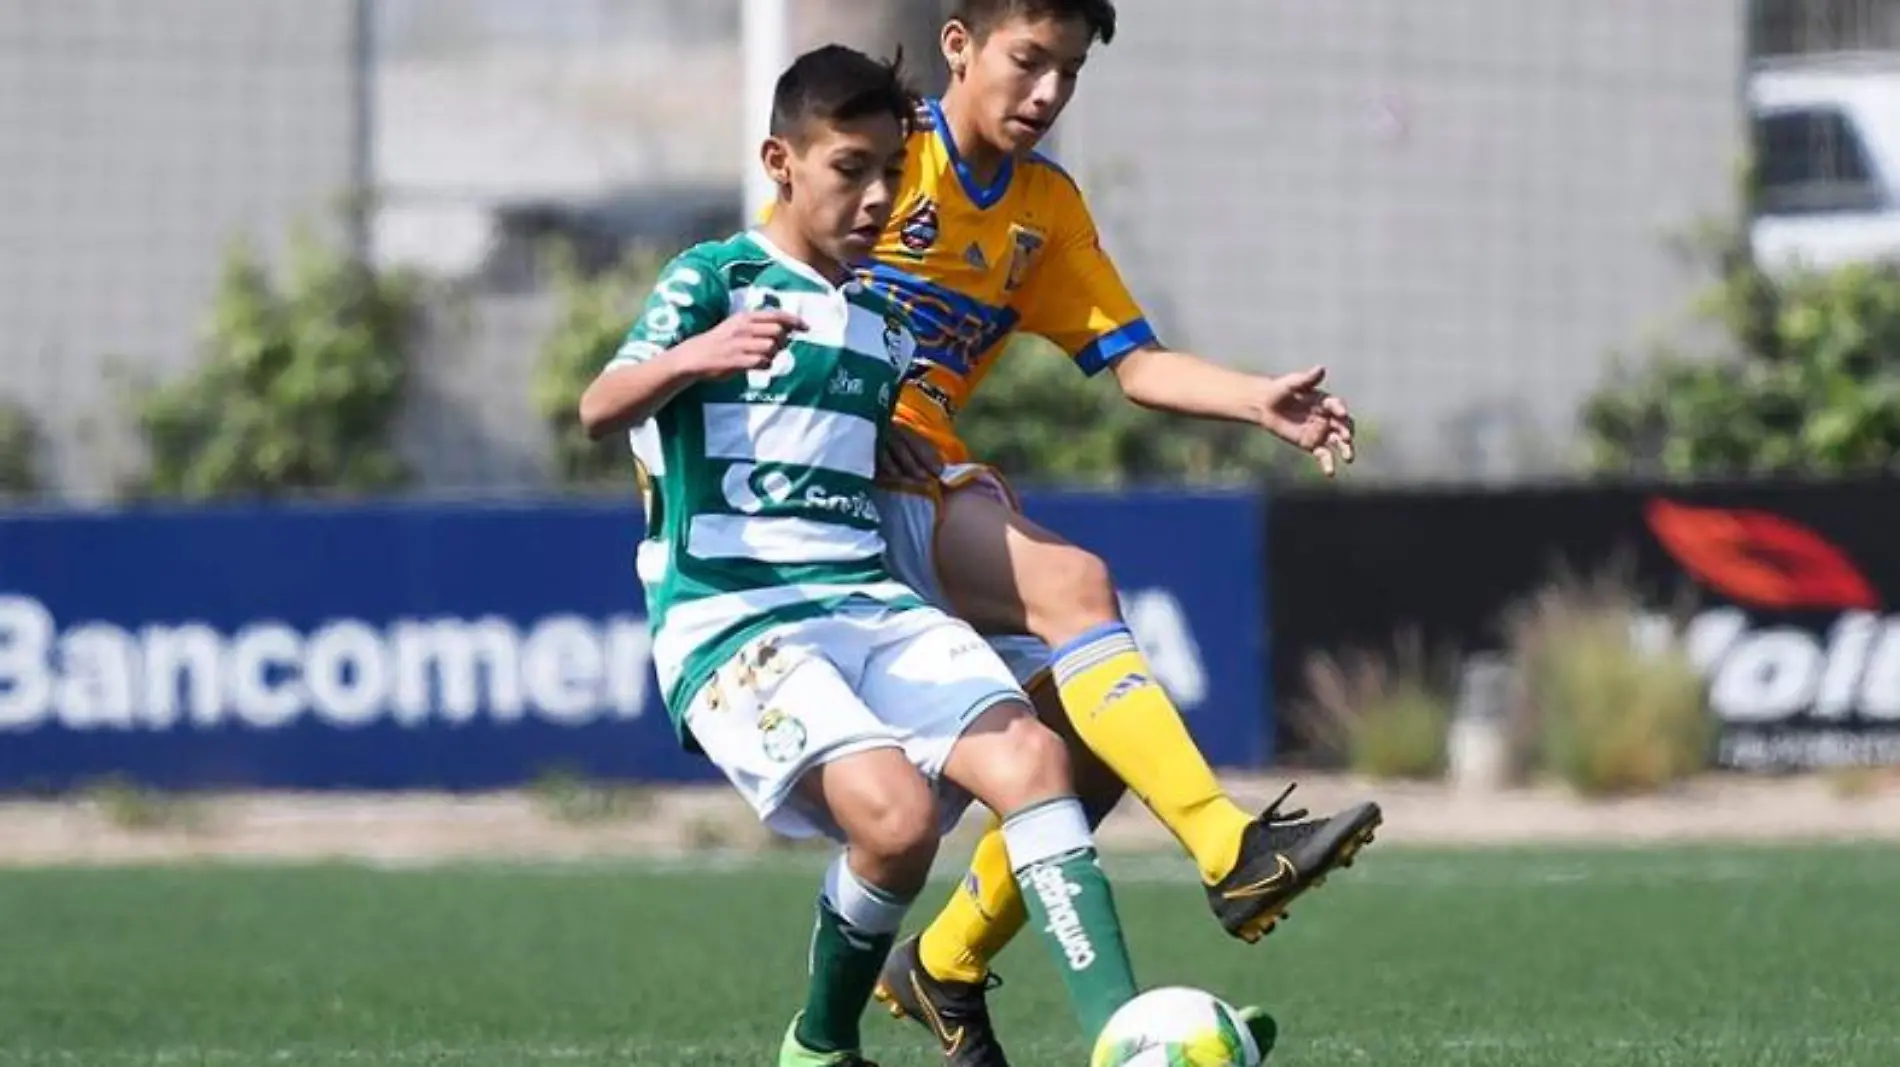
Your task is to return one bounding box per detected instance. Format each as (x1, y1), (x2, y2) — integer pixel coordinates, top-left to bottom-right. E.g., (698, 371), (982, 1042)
(863, 262), (1018, 380)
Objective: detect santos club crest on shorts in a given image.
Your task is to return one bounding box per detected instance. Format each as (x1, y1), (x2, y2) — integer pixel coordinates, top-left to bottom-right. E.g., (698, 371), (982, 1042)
(757, 707), (808, 763)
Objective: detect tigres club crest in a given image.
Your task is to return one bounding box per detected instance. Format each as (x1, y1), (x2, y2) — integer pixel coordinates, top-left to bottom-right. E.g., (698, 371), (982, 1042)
(1004, 223), (1047, 293)
(898, 199), (940, 254)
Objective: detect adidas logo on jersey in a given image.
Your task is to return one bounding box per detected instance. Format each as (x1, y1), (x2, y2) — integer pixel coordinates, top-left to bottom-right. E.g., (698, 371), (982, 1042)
(963, 242), (988, 270)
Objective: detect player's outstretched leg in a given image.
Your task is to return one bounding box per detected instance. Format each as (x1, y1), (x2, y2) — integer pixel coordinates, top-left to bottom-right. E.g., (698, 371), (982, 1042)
(1203, 783), (1382, 943)
(934, 487), (1382, 943)
(781, 749), (940, 1067)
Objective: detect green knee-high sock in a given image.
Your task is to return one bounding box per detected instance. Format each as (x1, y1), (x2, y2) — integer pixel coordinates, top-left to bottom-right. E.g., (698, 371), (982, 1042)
(1006, 799), (1140, 1042)
(795, 900), (895, 1053)
(794, 857), (911, 1054)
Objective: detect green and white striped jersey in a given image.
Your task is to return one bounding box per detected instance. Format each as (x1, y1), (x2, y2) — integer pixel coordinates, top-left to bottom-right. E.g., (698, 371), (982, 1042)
(613, 230), (925, 741)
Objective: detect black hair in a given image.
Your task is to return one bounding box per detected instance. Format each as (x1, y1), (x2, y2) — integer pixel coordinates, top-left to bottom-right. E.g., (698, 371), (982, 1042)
(769, 45), (915, 145)
(951, 0), (1117, 44)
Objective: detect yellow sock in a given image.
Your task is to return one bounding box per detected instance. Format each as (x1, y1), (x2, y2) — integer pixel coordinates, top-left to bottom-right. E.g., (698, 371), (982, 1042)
(1052, 623), (1254, 883)
(917, 816), (1027, 984)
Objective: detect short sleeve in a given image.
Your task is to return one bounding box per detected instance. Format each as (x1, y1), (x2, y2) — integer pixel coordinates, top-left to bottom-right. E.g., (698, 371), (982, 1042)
(609, 250), (730, 368)
(1009, 175), (1157, 376)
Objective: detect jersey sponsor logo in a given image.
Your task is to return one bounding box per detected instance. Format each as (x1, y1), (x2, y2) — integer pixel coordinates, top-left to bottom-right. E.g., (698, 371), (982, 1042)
(1004, 224), (1046, 293)
(720, 465), (878, 524)
(721, 465), (797, 514)
(898, 199), (940, 254)
(801, 485), (879, 523)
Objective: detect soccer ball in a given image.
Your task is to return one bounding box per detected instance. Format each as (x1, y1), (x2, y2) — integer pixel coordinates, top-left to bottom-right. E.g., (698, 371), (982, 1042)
(1090, 987), (1264, 1067)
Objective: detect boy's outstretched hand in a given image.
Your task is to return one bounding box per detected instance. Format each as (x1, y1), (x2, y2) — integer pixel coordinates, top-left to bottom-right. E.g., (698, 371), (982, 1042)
(1255, 366), (1356, 477)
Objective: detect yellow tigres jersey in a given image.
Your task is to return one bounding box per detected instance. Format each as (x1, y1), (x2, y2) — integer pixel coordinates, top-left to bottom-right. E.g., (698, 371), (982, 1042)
(863, 98), (1154, 463)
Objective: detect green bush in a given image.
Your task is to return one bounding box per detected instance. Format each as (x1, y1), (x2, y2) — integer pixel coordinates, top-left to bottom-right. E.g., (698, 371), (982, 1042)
(1296, 635), (1453, 781)
(1584, 221), (1900, 478)
(534, 246), (666, 491)
(124, 229), (420, 500)
(957, 335), (1333, 487)
(0, 400), (42, 497)
(1505, 575), (1710, 796)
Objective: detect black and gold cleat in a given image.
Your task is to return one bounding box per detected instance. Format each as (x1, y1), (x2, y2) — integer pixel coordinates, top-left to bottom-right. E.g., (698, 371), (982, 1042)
(871, 935), (1010, 1067)
(1206, 783), (1382, 944)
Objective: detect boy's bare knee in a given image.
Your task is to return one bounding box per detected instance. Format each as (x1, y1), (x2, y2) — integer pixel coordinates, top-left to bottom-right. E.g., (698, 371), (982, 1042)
(848, 781), (940, 889)
(804, 750), (942, 894)
(980, 712), (1076, 814)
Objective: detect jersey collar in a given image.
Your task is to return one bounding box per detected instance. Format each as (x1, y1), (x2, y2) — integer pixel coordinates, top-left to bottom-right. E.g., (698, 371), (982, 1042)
(926, 97), (1014, 210)
(746, 230), (863, 294)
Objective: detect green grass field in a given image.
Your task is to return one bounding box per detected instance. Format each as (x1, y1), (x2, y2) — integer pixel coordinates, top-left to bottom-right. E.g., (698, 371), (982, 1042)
(2, 846), (1896, 1066)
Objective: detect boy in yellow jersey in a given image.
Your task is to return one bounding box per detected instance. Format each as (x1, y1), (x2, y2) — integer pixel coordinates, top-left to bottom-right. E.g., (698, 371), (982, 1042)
(859, 3), (1383, 1065)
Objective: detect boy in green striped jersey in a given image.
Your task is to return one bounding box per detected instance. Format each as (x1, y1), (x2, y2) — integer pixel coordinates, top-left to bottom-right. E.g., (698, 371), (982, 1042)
(579, 46), (1145, 1067)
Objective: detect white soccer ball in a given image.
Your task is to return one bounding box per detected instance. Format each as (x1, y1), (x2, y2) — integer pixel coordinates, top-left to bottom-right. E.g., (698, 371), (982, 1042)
(1090, 986), (1263, 1067)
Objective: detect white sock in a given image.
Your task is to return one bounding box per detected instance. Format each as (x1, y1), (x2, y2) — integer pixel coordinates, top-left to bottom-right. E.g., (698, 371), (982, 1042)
(1000, 796), (1095, 873)
(822, 852), (913, 933)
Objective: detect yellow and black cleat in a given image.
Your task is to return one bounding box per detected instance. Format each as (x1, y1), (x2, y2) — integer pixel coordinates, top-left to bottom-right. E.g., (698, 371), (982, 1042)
(1205, 783), (1383, 944)
(871, 935), (1010, 1067)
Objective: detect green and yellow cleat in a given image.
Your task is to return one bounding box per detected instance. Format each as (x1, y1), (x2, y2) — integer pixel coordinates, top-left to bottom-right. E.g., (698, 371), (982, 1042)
(779, 1014), (881, 1067)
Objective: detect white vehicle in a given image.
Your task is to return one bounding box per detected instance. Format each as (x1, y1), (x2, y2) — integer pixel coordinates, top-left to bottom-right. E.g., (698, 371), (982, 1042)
(1748, 52), (1900, 273)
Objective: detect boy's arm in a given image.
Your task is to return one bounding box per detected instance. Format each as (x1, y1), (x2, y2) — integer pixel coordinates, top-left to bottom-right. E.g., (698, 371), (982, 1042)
(1111, 346), (1356, 474)
(576, 254), (802, 440)
(578, 347), (713, 440)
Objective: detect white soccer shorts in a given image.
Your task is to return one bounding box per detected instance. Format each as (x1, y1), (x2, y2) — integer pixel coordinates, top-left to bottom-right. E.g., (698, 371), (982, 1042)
(872, 463), (1053, 686)
(682, 603), (1028, 841)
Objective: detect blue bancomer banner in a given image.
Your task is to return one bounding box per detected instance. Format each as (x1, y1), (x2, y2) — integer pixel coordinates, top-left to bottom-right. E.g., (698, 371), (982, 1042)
(0, 493), (1266, 791)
